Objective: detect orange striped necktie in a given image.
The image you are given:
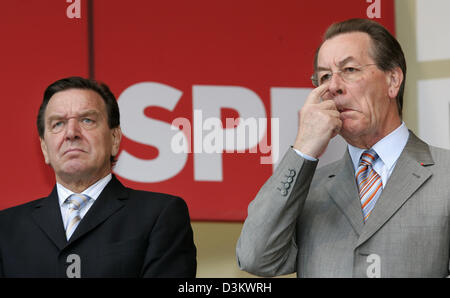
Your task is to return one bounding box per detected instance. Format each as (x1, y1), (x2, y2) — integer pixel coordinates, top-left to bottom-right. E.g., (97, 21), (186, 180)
(356, 149), (383, 222)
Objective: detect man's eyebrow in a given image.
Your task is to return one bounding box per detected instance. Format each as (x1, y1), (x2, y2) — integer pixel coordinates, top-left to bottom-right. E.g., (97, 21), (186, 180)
(316, 56), (357, 72)
(78, 110), (101, 117)
(316, 66), (331, 72)
(46, 110), (100, 121)
(337, 56), (357, 67)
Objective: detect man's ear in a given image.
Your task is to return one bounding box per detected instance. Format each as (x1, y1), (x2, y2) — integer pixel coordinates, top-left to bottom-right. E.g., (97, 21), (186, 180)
(387, 66), (403, 99)
(111, 126), (122, 157)
(40, 137), (50, 164)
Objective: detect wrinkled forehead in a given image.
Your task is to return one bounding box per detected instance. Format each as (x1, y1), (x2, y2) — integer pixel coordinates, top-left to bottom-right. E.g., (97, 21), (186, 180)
(46, 88), (107, 117)
(317, 32), (375, 69)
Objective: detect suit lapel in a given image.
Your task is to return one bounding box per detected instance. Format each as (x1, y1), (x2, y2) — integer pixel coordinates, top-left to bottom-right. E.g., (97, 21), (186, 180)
(325, 150), (365, 237)
(67, 175), (128, 245)
(355, 132), (434, 248)
(31, 187), (68, 251)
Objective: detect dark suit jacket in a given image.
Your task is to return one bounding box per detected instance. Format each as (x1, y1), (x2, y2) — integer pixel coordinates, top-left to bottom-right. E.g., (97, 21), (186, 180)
(0, 175), (196, 277)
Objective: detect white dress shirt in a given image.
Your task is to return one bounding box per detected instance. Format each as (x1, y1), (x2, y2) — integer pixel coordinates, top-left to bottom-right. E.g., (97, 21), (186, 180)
(57, 174), (112, 232)
(294, 122), (409, 189)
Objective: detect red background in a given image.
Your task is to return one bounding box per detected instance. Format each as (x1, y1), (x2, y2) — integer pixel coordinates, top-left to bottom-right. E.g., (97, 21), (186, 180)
(0, 0), (395, 221)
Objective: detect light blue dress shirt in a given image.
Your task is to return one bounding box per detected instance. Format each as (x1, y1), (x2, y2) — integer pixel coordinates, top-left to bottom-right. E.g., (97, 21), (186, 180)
(57, 174), (112, 234)
(294, 122), (410, 189)
(348, 122), (409, 189)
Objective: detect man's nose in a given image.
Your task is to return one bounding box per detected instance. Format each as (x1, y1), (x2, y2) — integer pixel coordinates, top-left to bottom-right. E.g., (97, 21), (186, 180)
(65, 118), (81, 140)
(328, 72), (345, 97)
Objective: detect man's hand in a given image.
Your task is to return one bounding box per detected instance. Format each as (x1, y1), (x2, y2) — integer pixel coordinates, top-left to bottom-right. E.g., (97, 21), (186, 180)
(293, 83), (342, 159)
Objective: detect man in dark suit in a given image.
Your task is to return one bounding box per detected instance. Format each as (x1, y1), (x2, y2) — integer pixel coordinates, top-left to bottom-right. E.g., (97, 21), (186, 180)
(0, 77), (196, 277)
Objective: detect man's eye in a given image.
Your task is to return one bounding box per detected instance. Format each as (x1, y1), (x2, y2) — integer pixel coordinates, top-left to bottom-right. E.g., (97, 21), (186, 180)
(343, 67), (358, 73)
(320, 73), (332, 83)
(81, 118), (94, 124)
(52, 121), (63, 128)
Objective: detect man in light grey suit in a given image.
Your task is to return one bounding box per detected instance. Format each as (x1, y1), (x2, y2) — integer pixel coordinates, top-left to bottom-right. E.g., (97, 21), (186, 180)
(236, 18), (450, 278)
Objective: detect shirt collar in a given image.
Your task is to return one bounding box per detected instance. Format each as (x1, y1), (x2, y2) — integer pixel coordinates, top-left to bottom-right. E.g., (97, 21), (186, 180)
(57, 174), (112, 207)
(348, 122), (409, 172)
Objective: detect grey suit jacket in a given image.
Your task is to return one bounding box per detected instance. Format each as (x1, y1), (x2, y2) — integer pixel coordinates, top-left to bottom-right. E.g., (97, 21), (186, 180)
(237, 132), (450, 277)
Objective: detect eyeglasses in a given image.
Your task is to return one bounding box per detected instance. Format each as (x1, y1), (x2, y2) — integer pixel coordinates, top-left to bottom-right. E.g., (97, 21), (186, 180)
(311, 64), (377, 87)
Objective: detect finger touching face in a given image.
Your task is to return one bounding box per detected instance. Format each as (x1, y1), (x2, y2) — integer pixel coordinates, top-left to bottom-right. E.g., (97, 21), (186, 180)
(317, 32), (400, 143)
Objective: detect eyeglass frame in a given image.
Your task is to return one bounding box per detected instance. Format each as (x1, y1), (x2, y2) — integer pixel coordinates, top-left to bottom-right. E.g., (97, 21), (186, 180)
(310, 63), (377, 87)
